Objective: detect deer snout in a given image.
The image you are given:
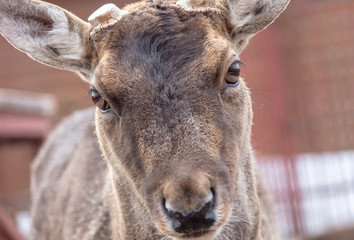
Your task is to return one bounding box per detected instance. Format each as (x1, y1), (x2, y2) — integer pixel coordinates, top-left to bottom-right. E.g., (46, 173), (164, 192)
(162, 175), (216, 234)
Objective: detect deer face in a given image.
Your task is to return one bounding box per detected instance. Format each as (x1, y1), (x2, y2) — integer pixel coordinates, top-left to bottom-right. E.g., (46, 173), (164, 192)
(92, 5), (253, 238)
(0, 0), (289, 238)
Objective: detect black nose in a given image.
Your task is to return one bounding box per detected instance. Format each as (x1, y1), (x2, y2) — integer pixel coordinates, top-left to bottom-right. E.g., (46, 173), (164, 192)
(164, 190), (216, 234)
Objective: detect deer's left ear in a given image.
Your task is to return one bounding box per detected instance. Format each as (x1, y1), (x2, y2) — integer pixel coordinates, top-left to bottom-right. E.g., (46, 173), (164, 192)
(0, 0), (94, 81)
(227, 0), (290, 51)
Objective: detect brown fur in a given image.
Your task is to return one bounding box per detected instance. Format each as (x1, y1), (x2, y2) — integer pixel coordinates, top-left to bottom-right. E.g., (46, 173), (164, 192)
(0, 0), (289, 239)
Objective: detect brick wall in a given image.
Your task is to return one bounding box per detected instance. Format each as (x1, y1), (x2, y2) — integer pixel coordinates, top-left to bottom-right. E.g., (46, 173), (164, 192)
(242, 0), (354, 154)
(0, 140), (36, 215)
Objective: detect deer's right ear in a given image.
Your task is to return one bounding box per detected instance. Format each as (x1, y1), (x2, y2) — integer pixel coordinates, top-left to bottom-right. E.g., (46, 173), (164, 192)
(0, 0), (94, 82)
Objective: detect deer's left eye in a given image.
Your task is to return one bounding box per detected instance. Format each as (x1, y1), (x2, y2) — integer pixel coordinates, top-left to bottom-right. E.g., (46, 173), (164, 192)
(225, 61), (243, 86)
(91, 89), (111, 113)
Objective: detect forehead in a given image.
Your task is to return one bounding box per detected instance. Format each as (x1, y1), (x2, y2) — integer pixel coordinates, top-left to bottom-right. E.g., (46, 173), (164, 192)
(97, 5), (229, 75)
(92, 4), (234, 105)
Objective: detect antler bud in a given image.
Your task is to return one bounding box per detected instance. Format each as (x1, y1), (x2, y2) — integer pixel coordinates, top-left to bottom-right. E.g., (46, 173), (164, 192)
(176, 0), (219, 12)
(88, 3), (128, 35)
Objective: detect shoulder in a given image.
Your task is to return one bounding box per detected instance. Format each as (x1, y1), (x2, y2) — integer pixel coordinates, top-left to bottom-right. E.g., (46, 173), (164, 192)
(32, 107), (97, 181)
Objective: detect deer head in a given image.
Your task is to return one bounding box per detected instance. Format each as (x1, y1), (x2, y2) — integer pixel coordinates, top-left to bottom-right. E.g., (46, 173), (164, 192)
(0, 0), (289, 239)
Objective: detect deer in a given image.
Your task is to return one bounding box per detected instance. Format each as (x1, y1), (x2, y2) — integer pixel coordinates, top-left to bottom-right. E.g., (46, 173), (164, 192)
(0, 0), (290, 239)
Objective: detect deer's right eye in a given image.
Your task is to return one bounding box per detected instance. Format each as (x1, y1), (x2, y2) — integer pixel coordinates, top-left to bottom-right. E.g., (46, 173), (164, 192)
(90, 89), (111, 113)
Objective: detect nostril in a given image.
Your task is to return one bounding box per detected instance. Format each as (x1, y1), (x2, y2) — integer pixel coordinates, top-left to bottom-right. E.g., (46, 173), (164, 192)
(163, 189), (216, 233)
(204, 188), (214, 206)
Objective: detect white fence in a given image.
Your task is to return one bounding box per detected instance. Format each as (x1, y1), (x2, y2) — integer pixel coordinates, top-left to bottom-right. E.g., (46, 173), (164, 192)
(258, 150), (354, 237)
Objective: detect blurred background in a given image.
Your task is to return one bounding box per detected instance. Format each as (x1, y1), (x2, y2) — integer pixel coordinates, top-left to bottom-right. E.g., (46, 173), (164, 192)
(0, 0), (353, 239)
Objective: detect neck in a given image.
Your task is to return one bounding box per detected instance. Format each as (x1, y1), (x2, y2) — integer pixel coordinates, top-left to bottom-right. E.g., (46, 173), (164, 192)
(215, 150), (261, 240)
